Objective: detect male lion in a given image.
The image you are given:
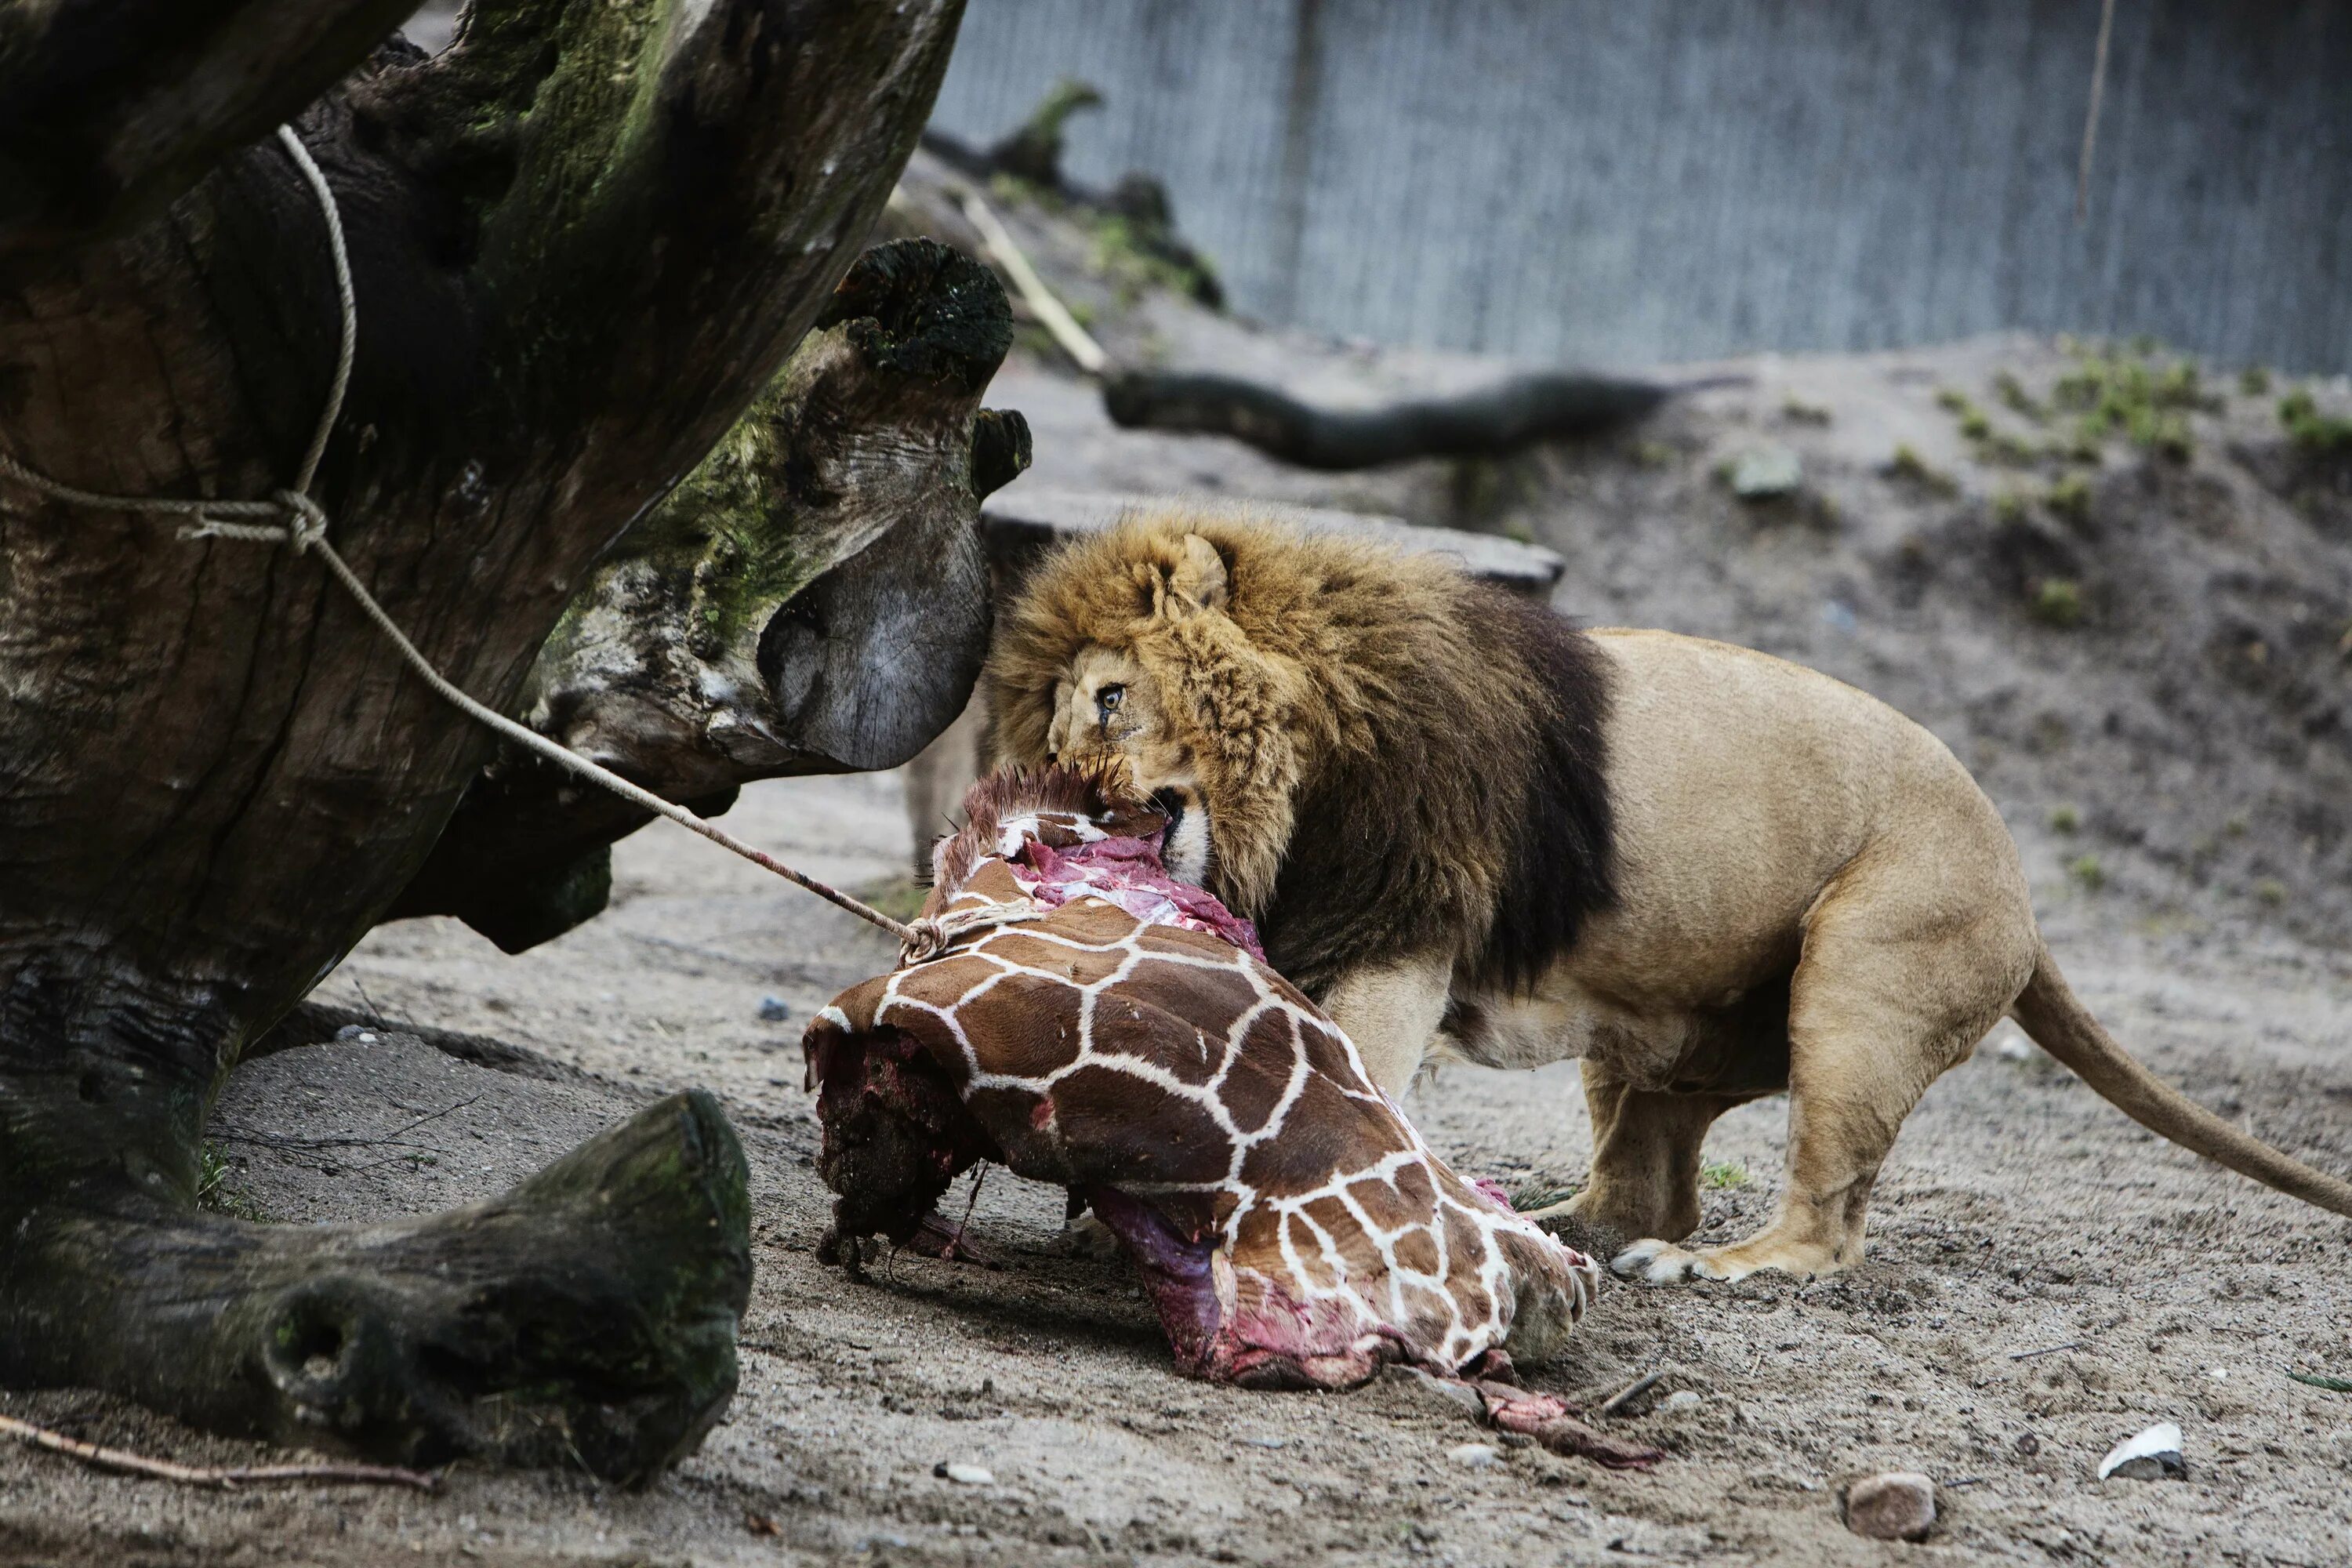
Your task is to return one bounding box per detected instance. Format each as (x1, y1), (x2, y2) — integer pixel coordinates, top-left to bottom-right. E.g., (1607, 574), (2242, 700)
(985, 508), (2352, 1285)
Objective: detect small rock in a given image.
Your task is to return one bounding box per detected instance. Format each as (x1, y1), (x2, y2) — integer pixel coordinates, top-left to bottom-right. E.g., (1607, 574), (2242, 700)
(1730, 445), (1802, 499)
(2097, 1421), (2187, 1481)
(1659, 1390), (1704, 1414)
(1843, 1471), (1936, 1542)
(1447, 1443), (1501, 1469)
(2015, 1433), (2041, 1456)
(757, 995), (792, 1022)
(935, 1461), (993, 1486)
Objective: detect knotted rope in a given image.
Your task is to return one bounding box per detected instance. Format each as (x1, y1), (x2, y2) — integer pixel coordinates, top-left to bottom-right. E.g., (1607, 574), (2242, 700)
(0, 125), (916, 946)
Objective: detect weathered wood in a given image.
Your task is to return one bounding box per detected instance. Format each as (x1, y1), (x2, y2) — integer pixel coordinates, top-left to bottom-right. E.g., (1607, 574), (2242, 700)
(1102, 367), (1672, 470)
(391, 238), (1028, 951)
(0, 0), (968, 1481)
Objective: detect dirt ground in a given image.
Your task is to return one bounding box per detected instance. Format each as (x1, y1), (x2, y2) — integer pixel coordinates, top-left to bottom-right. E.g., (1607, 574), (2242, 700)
(9, 154), (2352, 1566)
(6, 764), (2350, 1567)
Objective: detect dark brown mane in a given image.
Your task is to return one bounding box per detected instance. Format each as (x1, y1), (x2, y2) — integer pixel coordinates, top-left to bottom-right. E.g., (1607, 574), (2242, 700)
(930, 759), (1149, 898)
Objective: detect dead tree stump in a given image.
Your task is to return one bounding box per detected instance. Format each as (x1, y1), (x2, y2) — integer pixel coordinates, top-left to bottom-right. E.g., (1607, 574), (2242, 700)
(0, 0), (976, 1481)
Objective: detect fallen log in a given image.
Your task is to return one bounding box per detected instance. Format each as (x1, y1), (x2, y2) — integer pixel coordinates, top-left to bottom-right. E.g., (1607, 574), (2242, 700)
(1102, 367), (1677, 470)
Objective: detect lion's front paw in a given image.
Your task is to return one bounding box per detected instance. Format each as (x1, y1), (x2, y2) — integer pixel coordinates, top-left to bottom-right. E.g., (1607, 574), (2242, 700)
(1610, 1238), (1739, 1285)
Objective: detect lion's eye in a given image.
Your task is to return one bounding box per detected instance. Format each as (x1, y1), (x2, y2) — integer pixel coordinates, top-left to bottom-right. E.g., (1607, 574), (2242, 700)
(1096, 684), (1125, 717)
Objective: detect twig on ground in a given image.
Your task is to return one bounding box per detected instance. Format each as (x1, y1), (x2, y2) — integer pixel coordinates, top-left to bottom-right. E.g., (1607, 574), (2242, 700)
(1, 1414), (437, 1491)
(212, 1092), (484, 1155)
(956, 185), (1109, 376)
(2286, 1370), (2352, 1393)
(2008, 1341), (2085, 1361)
(1596, 1369), (1664, 1417)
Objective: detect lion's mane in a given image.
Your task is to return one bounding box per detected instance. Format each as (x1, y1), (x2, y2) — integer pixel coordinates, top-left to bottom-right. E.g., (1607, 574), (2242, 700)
(985, 507), (1616, 997)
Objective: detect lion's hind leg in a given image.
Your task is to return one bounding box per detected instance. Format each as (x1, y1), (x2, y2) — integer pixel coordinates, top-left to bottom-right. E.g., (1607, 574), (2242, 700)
(1613, 873), (2033, 1286)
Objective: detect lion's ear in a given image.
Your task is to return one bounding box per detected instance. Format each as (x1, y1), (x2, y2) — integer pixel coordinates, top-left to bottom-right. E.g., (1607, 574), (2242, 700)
(1167, 533), (1230, 615)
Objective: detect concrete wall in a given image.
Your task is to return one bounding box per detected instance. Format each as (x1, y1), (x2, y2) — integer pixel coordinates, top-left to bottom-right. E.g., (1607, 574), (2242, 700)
(931, 0), (2352, 372)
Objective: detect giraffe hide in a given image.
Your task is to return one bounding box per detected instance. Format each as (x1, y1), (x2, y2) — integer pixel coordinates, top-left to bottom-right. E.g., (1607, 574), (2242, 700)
(804, 764), (1628, 1411)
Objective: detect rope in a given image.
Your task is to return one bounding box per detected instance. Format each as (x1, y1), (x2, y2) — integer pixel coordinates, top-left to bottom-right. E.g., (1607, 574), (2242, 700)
(0, 125), (916, 946)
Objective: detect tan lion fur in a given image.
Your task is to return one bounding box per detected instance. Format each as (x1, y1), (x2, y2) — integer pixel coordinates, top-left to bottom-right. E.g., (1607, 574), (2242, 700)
(986, 510), (1614, 997)
(986, 505), (2352, 1285)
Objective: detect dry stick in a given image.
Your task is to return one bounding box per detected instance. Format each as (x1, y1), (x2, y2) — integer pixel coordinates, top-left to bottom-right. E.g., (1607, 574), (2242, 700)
(1596, 1369), (1664, 1417)
(215, 1091), (485, 1153)
(1, 1414), (437, 1492)
(2008, 1341), (2085, 1361)
(2286, 1370), (2352, 1393)
(2074, 0), (2117, 224)
(956, 185), (1109, 376)
(0, 125), (915, 950)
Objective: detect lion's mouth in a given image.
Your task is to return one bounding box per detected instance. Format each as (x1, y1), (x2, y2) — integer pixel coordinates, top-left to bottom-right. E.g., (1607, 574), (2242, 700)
(1150, 786), (1186, 845)
(1150, 786), (1212, 887)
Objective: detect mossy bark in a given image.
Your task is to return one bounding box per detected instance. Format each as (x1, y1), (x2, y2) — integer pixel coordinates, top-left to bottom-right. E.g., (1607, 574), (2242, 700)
(0, 0), (966, 1480)
(390, 240), (1031, 949)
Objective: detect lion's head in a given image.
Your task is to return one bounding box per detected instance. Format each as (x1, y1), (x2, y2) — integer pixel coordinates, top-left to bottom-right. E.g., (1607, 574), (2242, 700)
(986, 505), (1615, 998)
(986, 516), (1307, 916)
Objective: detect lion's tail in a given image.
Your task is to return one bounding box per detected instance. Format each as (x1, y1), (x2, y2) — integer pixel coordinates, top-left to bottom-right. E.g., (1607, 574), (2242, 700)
(2011, 949), (2352, 1218)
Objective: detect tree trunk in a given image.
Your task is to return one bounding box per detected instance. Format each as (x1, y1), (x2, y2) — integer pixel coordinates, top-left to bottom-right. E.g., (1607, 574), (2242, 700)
(390, 238), (1029, 951)
(0, 0), (968, 1481)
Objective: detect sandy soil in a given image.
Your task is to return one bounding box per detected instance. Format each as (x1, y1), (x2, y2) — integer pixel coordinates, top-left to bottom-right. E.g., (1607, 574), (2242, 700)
(9, 156), (2352, 1568)
(5, 757), (2350, 1567)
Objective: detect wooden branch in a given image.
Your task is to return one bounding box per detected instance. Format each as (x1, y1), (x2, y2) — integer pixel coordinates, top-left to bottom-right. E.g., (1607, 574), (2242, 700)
(0, 0), (420, 258)
(957, 185), (1109, 375)
(0, 1414), (439, 1491)
(1101, 367), (1677, 470)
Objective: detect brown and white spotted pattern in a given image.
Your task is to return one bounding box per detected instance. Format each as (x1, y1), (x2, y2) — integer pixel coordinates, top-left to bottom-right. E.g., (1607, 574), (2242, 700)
(804, 766), (1615, 1400)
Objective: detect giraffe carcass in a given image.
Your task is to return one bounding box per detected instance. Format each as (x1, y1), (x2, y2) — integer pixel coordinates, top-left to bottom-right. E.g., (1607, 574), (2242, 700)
(804, 764), (1659, 1466)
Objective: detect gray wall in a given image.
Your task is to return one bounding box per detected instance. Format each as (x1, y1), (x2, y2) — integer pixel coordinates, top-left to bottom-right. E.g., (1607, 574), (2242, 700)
(931, 1), (2352, 372)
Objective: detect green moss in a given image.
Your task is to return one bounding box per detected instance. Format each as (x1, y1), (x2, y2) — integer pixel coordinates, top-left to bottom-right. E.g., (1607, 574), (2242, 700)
(2056, 352), (2202, 458)
(2068, 854), (2106, 891)
(2045, 474), (2092, 524)
(1700, 1160), (1748, 1191)
(1082, 209), (1221, 307)
(2280, 389), (2352, 452)
(1980, 430), (2041, 466)
(2048, 804), (2080, 833)
(2254, 877), (2288, 907)
(1634, 440), (1679, 468)
(1994, 370), (2045, 421)
(1992, 490), (2028, 524)
(1887, 443), (1958, 496)
(2031, 577), (2083, 628)
(1958, 408), (1992, 441)
(1781, 396), (1832, 424)
(622, 376), (823, 648)
(1935, 387), (1971, 414)
(2238, 365), (2272, 397)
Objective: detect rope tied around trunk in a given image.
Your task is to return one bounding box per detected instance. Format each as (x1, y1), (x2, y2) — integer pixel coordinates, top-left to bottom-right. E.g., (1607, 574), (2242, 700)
(0, 125), (916, 946)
